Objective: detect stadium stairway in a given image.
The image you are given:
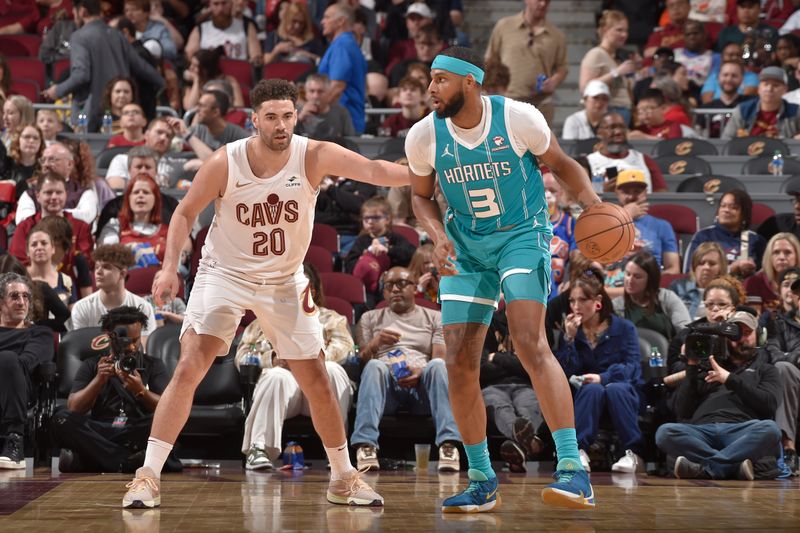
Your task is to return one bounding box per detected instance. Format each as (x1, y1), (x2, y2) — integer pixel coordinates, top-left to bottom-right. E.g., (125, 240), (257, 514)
(462, 0), (603, 132)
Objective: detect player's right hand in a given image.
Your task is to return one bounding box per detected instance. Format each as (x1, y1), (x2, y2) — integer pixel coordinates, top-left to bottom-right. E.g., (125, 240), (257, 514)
(434, 239), (458, 276)
(152, 269), (180, 306)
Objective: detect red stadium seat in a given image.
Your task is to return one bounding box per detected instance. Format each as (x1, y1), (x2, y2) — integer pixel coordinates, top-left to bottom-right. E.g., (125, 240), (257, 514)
(0, 34), (42, 56)
(392, 224), (420, 247)
(10, 79), (39, 102)
(189, 226), (210, 282)
(320, 272), (366, 305)
(661, 273), (688, 289)
(126, 265), (184, 298)
(219, 58), (254, 88)
(324, 296), (354, 324)
(312, 223), (340, 253)
(304, 244), (334, 273)
(52, 59), (70, 82)
(7, 57), (45, 90)
(752, 202), (776, 228)
(648, 203), (699, 255)
(263, 62), (313, 82)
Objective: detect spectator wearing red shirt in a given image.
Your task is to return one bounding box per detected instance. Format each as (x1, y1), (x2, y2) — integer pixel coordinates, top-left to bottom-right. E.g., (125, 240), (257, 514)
(644, 0), (691, 57)
(629, 89), (684, 141)
(722, 66), (800, 139)
(380, 76), (427, 138)
(36, 0), (73, 34)
(10, 172), (93, 275)
(0, 0), (40, 34)
(385, 3), (435, 76)
(106, 103), (146, 149)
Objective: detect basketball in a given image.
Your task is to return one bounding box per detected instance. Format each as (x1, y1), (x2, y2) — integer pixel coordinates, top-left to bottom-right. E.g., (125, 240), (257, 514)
(574, 202), (635, 264)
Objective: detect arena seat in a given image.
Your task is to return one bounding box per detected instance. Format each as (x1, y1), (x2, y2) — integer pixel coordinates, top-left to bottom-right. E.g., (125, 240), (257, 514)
(653, 137), (718, 157)
(752, 202), (776, 228)
(304, 244), (334, 273)
(10, 79), (39, 102)
(741, 155), (800, 175)
(0, 34), (41, 56)
(654, 155), (712, 177)
(723, 136), (790, 157)
(571, 137), (602, 156)
(56, 327), (110, 401)
(7, 57), (46, 91)
(52, 59), (70, 82)
(95, 146), (131, 175)
(324, 296), (354, 325)
(320, 272), (366, 305)
(676, 175), (745, 194)
(263, 61), (313, 82)
(392, 224), (420, 247)
(648, 203), (699, 255)
(661, 272), (688, 289)
(311, 223), (340, 253)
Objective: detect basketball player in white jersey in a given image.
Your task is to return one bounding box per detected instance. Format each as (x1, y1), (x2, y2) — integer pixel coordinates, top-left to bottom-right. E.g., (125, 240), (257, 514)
(122, 79), (410, 509)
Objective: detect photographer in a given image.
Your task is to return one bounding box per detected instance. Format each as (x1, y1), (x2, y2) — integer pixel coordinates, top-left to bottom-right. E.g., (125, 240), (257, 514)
(52, 306), (180, 473)
(655, 311), (782, 480)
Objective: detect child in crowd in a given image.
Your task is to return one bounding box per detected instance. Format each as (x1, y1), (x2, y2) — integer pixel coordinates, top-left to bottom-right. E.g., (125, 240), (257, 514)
(35, 109), (63, 147)
(380, 76), (427, 137)
(344, 196), (415, 302)
(106, 103), (147, 149)
(628, 88), (683, 140)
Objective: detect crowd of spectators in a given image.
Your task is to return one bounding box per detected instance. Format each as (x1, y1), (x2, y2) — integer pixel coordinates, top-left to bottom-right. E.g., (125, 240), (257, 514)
(0, 0), (799, 482)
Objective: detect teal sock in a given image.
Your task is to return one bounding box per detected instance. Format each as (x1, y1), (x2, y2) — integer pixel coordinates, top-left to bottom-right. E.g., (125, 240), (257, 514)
(464, 439), (496, 479)
(552, 428), (582, 471)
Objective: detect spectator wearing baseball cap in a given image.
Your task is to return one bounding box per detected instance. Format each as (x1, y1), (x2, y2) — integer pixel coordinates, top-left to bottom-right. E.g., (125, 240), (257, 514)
(562, 80), (610, 140)
(722, 65), (800, 139)
(756, 175), (800, 243)
(601, 169), (680, 294)
(385, 3), (435, 75)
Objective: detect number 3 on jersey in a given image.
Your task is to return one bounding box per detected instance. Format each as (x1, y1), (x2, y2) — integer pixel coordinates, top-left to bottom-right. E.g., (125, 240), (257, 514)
(469, 188), (501, 218)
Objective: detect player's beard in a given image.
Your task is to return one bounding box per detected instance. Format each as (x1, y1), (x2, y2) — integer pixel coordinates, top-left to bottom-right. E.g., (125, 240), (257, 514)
(260, 129), (293, 151)
(435, 91), (465, 119)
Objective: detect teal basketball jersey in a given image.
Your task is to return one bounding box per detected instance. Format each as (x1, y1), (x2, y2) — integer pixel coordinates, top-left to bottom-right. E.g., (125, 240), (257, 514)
(433, 96), (549, 235)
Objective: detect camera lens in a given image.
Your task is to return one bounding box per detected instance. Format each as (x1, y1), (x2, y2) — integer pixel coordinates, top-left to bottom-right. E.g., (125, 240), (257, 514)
(116, 354), (138, 373)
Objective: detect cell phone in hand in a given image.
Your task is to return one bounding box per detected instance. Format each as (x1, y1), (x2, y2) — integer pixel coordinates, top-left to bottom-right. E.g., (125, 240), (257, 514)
(605, 166), (618, 181)
(378, 237), (388, 246)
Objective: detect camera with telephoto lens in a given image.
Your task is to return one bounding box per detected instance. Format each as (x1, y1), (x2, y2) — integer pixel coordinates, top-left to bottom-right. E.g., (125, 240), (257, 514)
(109, 327), (140, 373)
(683, 321), (741, 369)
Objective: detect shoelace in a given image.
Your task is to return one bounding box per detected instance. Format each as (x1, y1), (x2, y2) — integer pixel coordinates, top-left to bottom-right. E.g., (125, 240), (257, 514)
(126, 476), (159, 494)
(345, 467), (372, 495)
(626, 450), (638, 465)
(553, 469), (577, 484)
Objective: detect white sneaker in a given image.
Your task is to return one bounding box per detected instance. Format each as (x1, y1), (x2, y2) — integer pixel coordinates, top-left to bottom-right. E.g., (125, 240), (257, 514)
(356, 445), (379, 471)
(437, 443), (460, 472)
(611, 449), (644, 473)
(245, 446), (273, 470)
(579, 449), (591, 472)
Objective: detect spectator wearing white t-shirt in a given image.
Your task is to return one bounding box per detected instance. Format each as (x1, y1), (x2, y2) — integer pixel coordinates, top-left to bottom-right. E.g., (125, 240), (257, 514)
(562, 80), (610, 141)
(68, 244), (157, 346)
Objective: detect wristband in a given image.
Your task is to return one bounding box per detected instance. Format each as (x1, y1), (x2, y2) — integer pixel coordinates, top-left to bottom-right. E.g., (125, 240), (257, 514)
(135, 389), (146, 399)
(183, 131), (194, 142)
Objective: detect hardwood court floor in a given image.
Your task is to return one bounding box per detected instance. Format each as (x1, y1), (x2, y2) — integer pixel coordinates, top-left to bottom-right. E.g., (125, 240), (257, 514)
(1, 464), (799, 532)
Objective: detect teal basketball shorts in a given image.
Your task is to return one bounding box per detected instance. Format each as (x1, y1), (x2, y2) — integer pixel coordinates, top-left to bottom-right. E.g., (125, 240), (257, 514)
(439, 215), (552, 326)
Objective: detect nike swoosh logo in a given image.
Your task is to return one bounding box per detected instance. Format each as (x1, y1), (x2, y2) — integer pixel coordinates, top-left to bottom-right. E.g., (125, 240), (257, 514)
(235, 180), (252, 188)
(485, 488), (497, 500)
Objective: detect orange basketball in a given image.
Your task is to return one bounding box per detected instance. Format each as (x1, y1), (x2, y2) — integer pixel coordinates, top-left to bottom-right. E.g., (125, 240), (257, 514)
(574, 202), (635, 264)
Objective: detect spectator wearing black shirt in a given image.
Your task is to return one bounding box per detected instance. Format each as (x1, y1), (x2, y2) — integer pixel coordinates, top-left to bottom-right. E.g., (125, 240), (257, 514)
(53, 306), (181, 473)
(0, 273), (55, 470)
(656, 311), (782, 480)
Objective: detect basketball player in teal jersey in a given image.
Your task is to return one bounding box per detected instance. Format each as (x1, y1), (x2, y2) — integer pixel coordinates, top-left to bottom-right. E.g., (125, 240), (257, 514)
(405, 47), (602, 512)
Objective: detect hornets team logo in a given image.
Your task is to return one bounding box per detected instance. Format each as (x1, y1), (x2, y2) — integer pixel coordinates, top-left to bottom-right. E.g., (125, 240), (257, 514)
(301, 282), (317, 316)
(491, 135), (509, 152)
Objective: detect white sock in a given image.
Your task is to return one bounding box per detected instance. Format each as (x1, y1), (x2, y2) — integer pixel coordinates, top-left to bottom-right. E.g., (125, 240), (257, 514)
(325, 441), (355, 480)
(143, 437), (173, 479)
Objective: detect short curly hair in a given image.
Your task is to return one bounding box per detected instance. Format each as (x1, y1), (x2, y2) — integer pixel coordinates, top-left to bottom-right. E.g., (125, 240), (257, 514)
(92, 244), (135, 271)
(250, 79), (298, 109)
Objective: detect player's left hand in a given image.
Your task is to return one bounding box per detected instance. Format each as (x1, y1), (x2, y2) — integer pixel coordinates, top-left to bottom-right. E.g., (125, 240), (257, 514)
(433, 239), (458, 275)
(397, 366), (423, 388)
(705, 356), (730, 384)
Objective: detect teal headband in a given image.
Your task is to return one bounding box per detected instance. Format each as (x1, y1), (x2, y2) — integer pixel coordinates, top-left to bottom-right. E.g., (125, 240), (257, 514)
(430, 55), (485, 84)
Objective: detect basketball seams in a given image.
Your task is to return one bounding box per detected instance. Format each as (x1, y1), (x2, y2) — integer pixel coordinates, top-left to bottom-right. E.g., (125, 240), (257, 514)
(574, 203), (635, 263)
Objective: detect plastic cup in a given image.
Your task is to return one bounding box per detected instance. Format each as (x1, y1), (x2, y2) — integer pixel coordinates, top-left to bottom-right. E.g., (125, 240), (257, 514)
(415, 444), (430, 471)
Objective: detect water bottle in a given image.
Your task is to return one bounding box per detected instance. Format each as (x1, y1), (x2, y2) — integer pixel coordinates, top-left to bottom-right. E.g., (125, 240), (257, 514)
(536, 74), (547, 94)
(101, 110), (113, 135)
(346, 345), (360, 366)
(591, 171), (604, 193)
(649, 346), (666, 379)
(245, 343), (261, 366)
(76, 113), (87, 135)
(772, 150), (784, 176)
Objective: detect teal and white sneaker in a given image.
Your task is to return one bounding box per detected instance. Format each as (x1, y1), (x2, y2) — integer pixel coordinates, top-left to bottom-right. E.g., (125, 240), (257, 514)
(441, 469), (501, 514)
(541, 460), (596, 510)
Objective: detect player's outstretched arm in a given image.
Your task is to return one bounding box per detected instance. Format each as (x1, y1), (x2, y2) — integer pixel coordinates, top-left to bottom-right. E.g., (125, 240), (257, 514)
(153, 147), (228, 303)
(306, 140), (411, 188)
(538, 135), (601, 210)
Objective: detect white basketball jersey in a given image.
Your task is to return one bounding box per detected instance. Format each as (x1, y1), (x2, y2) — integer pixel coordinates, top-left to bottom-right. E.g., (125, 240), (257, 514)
(201, 135), (318, 282)
(199, 18), (248, 60)
(586, 150), (653, 192)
